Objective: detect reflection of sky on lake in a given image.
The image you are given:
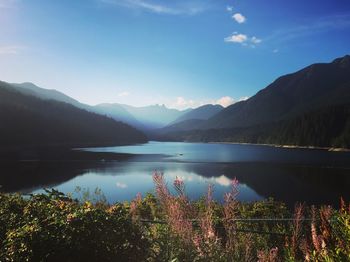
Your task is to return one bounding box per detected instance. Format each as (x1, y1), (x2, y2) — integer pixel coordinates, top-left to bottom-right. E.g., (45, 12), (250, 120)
(26, 142), (350, 207)
(79, 141), (350, 166)
(34, 162), (263, 203)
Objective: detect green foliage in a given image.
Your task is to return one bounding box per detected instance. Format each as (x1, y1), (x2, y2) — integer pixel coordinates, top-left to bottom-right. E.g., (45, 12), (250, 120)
(1, 186), (350, 261)
(0, 189), (150, 262)
(163, 103), (350, 149)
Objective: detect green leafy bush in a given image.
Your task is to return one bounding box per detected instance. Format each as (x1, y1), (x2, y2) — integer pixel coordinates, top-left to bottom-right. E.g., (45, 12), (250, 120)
(0, 189), (149, 262)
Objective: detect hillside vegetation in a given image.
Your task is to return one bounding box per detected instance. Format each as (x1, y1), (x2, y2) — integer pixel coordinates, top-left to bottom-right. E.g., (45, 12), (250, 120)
(162, 103), (350, 148)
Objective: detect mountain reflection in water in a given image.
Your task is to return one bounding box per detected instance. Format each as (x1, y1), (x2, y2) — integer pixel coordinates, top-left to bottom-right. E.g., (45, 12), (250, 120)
(1, 142), (349, 208)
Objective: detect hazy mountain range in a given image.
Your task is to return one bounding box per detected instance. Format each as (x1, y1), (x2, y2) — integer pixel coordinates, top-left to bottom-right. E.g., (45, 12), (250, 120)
(6, 82), (198, 130)
(0, 81), (147, 147)
(0, 55), (349, 148)
(0, 80), (223, 146)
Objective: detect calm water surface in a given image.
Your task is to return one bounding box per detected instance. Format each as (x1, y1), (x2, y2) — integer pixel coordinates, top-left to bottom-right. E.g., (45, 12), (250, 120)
(2, 142), (350, 207)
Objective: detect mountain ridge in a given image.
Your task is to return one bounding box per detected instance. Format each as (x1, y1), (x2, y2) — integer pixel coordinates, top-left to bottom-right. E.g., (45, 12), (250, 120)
(6, 81), (194, 130)
(0, 81), (147, 147)
(201, 55), (350, 129)
(169, 104), (223, 125)
(158, 55), (350, 148)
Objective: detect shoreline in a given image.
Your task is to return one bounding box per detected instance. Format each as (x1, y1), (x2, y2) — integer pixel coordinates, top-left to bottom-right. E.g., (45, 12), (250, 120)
(207, 141), (350, 152)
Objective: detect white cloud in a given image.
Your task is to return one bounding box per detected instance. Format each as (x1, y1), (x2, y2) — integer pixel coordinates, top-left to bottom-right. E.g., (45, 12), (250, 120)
(116, 182), (127, 189)
(167, 97), (203, 110)
(251, 36), (262, 44)
(232, 13), (246, 24)
(118, 91), (130, 97)
(225, 33), (262, 48)
(239, 96), (249, 101)
(226, 6), (233, 12)
(167, 95), (249, 110)
(173, 96), (197, 109)
(99, 0), (209, 15)
(215, 96), (235, 107)
(224, 33), (248, 43)
(273, 49), (279, 53)
(0, 45), (23, 55)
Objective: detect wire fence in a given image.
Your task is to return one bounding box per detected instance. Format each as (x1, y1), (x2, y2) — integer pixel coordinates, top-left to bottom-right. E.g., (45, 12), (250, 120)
(139, 217), (314, 260)
(139, 218), (320, 237)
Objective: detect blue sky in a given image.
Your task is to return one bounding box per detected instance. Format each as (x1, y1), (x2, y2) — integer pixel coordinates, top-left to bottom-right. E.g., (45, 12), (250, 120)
(1, 0), (350, 109)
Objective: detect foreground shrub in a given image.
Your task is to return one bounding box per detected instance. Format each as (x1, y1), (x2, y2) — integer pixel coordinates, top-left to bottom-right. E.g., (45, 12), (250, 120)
(0, 189), (149, 262)
(1, 175), (350, 261)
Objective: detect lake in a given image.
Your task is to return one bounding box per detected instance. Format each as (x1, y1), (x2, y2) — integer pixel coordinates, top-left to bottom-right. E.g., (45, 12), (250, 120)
(1, 141), (350, 207)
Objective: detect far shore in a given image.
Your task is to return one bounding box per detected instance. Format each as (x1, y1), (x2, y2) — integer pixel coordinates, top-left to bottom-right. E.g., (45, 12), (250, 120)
(207, 141), (350, 152)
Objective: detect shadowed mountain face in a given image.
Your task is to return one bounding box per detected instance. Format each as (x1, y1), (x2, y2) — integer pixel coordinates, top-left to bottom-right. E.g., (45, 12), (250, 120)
(11, 82), (82, 106)
(0, 81), (147, 147)
(9, 83), (143, 128)
(170, 104), (223, 125)
(155, 104), (224, 134)
(158, 55), (350, 148)
(204, 55), (350, 129)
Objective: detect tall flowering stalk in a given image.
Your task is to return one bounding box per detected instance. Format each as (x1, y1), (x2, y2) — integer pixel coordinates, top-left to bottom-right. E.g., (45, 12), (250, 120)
(288, 203), (304, 259)
(257, 247), (279, 262)
(308, 205), (333, 260)
(319, 205), (332, 243)
(194, 184), (222, 259)
(200, 184), (216, 241)
(152, 172), (194, 244)
(311, 206), (321, 253)
(153, 172), (171, 210)
(223, 178), (240, 254)
(130, 192), (142, 222)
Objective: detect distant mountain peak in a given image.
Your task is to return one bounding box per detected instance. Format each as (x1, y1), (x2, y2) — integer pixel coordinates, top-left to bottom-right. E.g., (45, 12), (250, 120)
(17, 82), (55, 91)
(166, 103), (224, 127)
(19, 81), (35, 86)
(333, 55), (350, 67)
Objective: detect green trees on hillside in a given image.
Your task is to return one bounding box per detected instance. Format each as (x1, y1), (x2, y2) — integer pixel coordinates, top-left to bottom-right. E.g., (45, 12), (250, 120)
(164, 104), (350, 149)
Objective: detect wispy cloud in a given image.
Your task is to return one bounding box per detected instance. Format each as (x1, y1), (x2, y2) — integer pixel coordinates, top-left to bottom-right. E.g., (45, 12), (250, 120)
(0, 45), (24, 55)
(226, 6), (233, 12)
(266, 14), (350, 44)
(251, 36), (262, 44)
(232, 13), (246, 24)
(0, 0), (18, 8)
(99, 0), (211, 15)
